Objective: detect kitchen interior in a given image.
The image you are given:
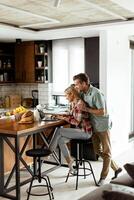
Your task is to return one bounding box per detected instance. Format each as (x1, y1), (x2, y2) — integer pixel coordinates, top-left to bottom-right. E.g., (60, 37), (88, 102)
(0, 0), (134, 157)
(0, 37), (99, 112)
(0, 0), (134, 199)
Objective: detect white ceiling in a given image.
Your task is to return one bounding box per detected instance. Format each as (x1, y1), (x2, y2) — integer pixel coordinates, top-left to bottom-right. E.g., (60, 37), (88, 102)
(0, 0), (134, 42)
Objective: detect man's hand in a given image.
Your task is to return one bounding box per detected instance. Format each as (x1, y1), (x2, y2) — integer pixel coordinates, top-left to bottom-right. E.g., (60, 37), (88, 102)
(78, 103), (105, 116)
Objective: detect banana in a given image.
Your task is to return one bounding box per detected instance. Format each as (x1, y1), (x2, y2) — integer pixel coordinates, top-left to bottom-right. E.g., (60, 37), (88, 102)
(6, 111), (11, 116)
(13, 106), (28, 114)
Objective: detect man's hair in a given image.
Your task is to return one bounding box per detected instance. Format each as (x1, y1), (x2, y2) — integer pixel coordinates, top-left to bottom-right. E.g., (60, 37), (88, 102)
(73, 73), (90, 84)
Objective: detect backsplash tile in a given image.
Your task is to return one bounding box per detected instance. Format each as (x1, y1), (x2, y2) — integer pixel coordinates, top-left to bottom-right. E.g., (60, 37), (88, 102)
(38, 83), (53, 106)
(0, 83), (53, 108)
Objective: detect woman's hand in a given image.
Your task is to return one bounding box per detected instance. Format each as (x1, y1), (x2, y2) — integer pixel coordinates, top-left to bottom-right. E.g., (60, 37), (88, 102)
(78, 101), (87, 112)
(56, 115), (67, 120)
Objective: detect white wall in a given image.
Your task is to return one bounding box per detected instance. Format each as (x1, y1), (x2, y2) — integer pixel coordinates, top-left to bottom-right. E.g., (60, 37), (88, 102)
(100, 29), (132, 156)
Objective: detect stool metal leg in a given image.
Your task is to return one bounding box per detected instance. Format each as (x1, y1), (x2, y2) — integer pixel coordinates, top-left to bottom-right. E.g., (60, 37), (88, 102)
(83, 160), (86, 179)
(42, 176), (53, 200)
(65, 171), (70, 182)
(87, 160), (98, 186)
(38, 157), (42, 183)
(45, 175), (54, 199)
(75, 160), (79, 190)
(75, 142), (80, 190)
(65, 140), (98, 190)
(26, 155), (54, 200)
(27, 176), (35, 200)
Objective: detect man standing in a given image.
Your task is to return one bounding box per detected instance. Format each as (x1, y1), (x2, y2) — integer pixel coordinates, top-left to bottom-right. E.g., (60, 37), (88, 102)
(73, 73), (122, 186)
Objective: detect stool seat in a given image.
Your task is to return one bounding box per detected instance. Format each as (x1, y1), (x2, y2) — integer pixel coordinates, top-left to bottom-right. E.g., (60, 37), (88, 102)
(72, 138), (90, 144)
(26, 148), (51, 157)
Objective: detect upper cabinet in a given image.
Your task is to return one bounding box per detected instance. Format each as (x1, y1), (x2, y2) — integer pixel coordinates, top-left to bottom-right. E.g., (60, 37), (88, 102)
(0, 43), (15, 83)
(15, 41), (35, 83)
(34, 41), (52, 83)
(15, 40), (52, 83)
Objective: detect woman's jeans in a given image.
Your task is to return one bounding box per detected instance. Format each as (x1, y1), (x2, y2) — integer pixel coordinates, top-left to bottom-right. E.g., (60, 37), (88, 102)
(49, 127), (91, 159)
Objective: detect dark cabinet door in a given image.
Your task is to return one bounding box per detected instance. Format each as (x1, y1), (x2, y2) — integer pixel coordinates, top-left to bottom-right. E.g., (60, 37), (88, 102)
(15, 43), (24, 82)
(15, 41), (35, 83)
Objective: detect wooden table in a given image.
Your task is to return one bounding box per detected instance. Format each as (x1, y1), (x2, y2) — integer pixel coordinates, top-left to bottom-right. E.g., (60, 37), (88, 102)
(0, 118), (66, 200)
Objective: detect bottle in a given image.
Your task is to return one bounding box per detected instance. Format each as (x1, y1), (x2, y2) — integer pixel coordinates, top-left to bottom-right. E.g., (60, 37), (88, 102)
(41, 75), (44, 82)
(3, 62), (6, 69)
(33, 109), (40, 121)
(7, 59), (11, 68)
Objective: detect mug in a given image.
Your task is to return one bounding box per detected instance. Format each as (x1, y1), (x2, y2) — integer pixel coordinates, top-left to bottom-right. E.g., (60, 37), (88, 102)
(40, 47), (44, 54)
(37, 61), (42, 68)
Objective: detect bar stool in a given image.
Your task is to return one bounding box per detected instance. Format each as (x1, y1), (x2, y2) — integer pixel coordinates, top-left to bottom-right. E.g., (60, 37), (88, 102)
(65, 138), (98, 190)
(26, 148), (54, 200)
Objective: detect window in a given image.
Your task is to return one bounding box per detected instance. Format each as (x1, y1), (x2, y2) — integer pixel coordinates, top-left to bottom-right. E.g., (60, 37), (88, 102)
(52, 38), (84, 94)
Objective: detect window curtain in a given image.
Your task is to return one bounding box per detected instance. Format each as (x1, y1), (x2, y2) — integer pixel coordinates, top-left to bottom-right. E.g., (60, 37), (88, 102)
(52, 38), (84, 94)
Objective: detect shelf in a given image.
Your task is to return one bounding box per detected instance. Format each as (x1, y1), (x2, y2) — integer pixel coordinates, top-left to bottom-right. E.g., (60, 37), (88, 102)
(34, 41), (52, 83)
(35, 53), (45, 56)
(35, 67), (45, 69)
(35, 41), (48, 83)
(0, 68), (14, 70)
(0, 53), (14, 57)
(0, 42), (15, 83)
(35, 80), (44, 83)
(0, 81), (14, 84)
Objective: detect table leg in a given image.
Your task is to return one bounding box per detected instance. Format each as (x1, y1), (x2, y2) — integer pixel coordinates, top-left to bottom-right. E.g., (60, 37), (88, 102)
(15, 136), (20, 200)
(0, 136), (4, 195)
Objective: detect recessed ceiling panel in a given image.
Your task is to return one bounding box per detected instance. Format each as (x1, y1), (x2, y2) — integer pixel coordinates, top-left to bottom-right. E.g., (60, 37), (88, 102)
(0, 0), (134, 30)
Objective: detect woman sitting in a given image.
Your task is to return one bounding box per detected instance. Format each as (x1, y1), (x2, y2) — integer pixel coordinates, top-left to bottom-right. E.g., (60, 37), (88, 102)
(49, 85), (92, 173)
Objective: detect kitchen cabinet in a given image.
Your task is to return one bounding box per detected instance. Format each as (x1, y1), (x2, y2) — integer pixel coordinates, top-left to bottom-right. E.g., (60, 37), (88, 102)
(15, 40), (52, 83)
(0, 43), (15, 83)
(15, 41), (35, 83)
(34, 41), (52, 83)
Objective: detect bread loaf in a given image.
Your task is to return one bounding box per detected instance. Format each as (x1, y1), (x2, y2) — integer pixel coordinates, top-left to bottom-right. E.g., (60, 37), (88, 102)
(18, 110), (34, 124)
(21, 110), (33, 118)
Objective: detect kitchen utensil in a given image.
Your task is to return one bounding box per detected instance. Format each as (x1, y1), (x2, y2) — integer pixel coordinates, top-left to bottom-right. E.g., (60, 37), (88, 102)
(32, 90), (38, 108)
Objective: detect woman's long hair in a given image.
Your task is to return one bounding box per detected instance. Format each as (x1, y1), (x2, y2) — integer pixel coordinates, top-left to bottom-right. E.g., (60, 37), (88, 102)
(64, 84), (81, 99)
